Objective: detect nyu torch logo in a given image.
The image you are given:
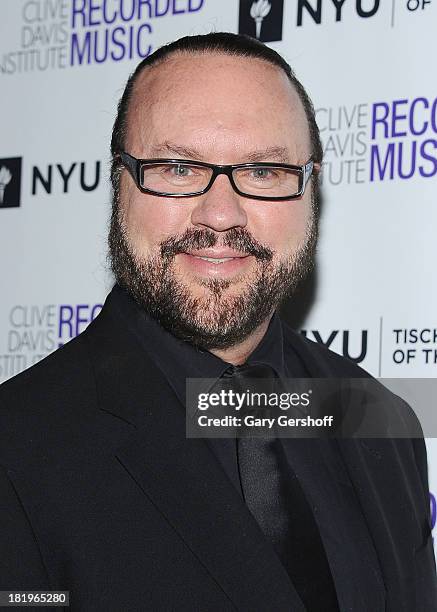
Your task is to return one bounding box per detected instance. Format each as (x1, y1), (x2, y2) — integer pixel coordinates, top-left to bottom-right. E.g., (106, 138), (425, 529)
(250, 0), (271, 39)
(0, 158), (22, 208)
(239, 0), (284, 43)
(0, 166), (12, 205)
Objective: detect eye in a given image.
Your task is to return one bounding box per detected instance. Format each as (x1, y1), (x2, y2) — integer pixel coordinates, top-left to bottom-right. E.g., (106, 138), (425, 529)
(168, 164), (194, 178)
(250, 168), (275, 180)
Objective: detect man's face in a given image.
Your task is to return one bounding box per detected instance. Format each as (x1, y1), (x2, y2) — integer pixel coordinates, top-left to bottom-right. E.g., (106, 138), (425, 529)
(110, 53), (317, 349)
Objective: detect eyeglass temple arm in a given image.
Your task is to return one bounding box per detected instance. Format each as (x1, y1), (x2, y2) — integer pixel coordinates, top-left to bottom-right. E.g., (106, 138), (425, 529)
(119, 151), (138, 182)
(302, 160), (314, 191)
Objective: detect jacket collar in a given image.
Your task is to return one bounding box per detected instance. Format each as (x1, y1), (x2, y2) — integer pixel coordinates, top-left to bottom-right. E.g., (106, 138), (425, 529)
(107, 284), (287, 406)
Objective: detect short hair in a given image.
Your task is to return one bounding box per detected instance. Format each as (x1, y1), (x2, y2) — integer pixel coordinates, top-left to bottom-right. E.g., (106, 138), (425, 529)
(110, 31), (323, 197)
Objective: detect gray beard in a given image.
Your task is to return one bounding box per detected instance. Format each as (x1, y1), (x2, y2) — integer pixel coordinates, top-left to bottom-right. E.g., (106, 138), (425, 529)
(108, 198), (317, 350)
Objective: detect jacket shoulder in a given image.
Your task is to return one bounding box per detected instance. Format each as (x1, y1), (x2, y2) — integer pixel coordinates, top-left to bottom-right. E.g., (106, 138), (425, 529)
(0, 332), (91, 407)
(0, 334), (99, 468)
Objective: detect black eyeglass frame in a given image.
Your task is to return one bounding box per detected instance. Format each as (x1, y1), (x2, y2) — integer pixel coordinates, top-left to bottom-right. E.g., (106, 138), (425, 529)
(119, 151), (315, 202)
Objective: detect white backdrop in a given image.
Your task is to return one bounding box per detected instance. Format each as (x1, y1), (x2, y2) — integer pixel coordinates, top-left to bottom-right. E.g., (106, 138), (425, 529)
(1, 0), (436, 552)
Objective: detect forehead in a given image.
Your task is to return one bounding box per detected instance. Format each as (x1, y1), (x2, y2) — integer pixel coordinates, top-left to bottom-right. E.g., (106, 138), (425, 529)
(126, 53), (311, 162)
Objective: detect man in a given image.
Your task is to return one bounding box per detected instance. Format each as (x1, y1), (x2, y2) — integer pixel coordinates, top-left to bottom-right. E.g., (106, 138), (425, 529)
(0, 33), (435, 611)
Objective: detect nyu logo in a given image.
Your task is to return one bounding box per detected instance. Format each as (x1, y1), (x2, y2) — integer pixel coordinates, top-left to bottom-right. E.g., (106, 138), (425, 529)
(0, 157), (101, 207)
(0, 157), (22, 208)
(238, 0), (381, 43)
(32, 160), (101, 195)
(301, 329), (368, 363)
(297, 0), (381, 25)
(239, 0), (284, 42)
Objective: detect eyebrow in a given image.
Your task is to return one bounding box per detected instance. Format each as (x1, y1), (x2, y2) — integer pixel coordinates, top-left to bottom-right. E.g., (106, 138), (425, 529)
(149, 141), (291, 163)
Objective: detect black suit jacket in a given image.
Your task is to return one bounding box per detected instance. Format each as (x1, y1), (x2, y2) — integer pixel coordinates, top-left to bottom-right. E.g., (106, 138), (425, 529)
(0, 292), (436, 611)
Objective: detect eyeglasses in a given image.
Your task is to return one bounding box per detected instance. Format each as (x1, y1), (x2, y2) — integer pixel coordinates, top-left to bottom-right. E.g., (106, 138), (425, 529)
(119, 151), (314, 201)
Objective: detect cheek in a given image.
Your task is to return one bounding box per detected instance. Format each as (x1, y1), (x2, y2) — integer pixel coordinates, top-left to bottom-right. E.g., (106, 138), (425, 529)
(122, 187), (192, 255)
(249, 199), (312, 255)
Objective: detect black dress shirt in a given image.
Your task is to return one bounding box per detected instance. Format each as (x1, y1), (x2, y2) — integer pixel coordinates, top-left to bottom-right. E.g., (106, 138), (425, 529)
(110, 284), (386, 611)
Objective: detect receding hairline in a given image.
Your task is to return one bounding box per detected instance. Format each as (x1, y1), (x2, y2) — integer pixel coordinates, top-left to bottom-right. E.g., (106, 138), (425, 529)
(134, 48), (296, 91)
(127, 48), (305, 125)
(138, 46), (291, 70)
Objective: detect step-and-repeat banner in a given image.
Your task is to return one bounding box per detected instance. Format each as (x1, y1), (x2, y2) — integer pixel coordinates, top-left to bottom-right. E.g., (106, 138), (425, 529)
(1, 0), (436, 550)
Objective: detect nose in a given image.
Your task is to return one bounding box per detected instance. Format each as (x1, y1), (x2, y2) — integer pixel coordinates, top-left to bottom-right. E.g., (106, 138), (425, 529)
(190, 173), (248, 232)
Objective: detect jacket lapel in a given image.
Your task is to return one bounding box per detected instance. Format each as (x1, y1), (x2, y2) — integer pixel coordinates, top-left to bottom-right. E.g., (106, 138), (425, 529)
(286, 329), (417, 611)
(83, 304), (306, 611)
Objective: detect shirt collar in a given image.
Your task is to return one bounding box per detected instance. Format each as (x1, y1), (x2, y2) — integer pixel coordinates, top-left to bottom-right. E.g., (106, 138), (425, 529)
(109, 284), (286, 405)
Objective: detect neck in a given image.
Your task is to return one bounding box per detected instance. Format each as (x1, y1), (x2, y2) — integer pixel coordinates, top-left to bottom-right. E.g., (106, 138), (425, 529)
(208, 313), (274, 366)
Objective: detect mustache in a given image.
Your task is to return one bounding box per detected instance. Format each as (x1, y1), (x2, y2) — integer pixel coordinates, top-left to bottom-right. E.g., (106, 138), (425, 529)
(160, 228), (273, 262)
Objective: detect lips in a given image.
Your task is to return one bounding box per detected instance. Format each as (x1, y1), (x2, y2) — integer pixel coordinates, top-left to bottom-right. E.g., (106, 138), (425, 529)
(185, 249), (248, 259)
(192, 256), (236, 265)
(178, 250), (252, 275)
(184, 249), (249, 261)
